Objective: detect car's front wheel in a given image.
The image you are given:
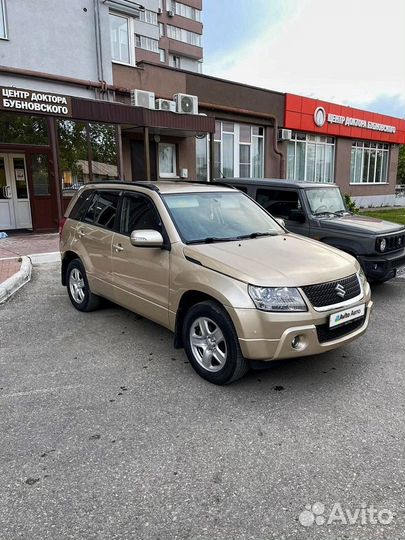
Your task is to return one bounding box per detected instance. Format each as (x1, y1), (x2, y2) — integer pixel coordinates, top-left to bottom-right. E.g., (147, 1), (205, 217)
(66, 259), (101, 312)
(183, 301), (249, 385)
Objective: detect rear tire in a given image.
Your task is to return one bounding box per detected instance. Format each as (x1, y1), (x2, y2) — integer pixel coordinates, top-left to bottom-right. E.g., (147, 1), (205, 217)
(66, 259), (101, 312)
(183, 301), (249, 385)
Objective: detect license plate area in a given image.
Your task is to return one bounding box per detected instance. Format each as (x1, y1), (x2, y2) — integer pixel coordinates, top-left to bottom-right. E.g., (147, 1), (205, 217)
(329, 304), (366, 328)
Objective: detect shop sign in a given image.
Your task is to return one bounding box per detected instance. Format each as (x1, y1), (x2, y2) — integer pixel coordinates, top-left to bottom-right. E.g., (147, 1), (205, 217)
(314, 106), (396, 134)
(0, 87), (72, 117)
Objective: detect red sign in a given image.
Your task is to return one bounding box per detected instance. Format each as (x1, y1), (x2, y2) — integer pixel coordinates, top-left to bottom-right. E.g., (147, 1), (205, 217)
(285, 94), (405, 144)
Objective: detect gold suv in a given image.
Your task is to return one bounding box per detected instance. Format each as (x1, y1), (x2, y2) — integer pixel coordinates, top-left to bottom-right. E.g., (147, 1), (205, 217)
(60, 181), (372, 385)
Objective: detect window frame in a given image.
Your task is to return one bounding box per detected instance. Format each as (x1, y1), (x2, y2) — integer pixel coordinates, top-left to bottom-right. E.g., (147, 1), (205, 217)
(109, 11), (135, 66)
(166, 24), (202, 47)
(214, 121), (265, 179)
(158, 143), (177, 178)
(350, 140), (390, 185)
(287, 131), (335, 183)
(0, 0), (7, 40)
(135, 34), (159, 53)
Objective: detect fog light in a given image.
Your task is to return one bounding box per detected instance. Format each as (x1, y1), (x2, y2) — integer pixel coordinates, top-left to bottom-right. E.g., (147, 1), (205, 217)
(291, 335), (306, 351)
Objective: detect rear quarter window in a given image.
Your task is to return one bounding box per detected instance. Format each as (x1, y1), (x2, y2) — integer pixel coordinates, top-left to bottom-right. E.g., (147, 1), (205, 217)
(68, 190), (94, 221)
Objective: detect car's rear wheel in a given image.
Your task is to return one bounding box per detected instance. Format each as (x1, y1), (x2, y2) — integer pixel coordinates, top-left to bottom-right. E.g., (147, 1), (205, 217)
(66, 259), (101, 312)
(183, 301), (249, 385)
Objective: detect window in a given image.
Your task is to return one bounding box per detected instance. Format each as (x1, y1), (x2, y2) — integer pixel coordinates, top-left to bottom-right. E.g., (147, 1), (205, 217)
(256, 189), (301, 219)
(167, 25), (201, 47)
(0, 0), (7, 39)
(159, 48), (166, 62)
(287, 132), (335, 183)
(58, 121), (119, 191)
(83, 191), (119, 230)
(196, 136), (209, 181)
(69, 190), (94, 221)
(139, 9), (158, 25)
(0, 113), (48, 145)
(170, 1), (201, 21)
(135, 34), (159, 53)
(159, 22), (165, 36)
(110, 13), (133, 64)
(169, 54), (181, 68)
(31, 154), (50, 196)
(350, 141), (389, 184)
(214, 122), (264, 179)
(120, 195), (162, 235)
(159, 143), (177, 178)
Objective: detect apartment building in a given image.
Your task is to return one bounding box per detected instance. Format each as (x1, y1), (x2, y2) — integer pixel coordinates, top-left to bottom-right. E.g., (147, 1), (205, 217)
(110, 0), (203, 73)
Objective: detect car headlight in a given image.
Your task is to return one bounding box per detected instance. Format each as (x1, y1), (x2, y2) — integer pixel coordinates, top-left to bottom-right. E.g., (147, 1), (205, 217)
(358, 267), (368, 289)
(376, 237), (387, 252)
(248, 286), (307, 312)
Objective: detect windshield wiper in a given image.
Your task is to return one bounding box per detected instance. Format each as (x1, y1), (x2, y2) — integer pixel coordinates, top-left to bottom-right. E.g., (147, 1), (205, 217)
(234, 232), (277, 240)
(187, 237), (238, 245)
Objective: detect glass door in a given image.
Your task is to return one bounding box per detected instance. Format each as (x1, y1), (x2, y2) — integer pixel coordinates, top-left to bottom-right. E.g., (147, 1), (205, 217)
(0, 154), (32, 230)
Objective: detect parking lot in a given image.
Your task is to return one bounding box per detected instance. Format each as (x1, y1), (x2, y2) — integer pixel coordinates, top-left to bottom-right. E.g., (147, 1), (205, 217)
(0, 263), (404, 540)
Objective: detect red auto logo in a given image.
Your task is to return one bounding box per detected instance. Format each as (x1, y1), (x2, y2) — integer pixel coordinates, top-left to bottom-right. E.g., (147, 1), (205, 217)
(314, 107), (326, 127)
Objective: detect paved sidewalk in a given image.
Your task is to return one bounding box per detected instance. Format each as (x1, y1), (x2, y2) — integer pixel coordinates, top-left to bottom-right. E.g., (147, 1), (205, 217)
(0, 233), (59, 300)
(0, 257), (22, 284)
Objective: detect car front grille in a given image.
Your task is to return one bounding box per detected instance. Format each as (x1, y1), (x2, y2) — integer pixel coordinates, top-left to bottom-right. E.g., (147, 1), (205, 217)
(383, 234), (405, 253)
(316, 314), (366, 344)
(302, 274), (361, 308)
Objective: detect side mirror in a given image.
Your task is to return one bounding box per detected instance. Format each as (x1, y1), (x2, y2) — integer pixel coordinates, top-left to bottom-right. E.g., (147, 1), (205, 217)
(289, 209), (306, 223)
(275, 217), (286, 228)
(130, 229), (164, 248)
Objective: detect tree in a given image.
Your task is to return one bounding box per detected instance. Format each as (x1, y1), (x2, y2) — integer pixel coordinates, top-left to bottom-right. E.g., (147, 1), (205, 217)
(397, 145), (405, 185)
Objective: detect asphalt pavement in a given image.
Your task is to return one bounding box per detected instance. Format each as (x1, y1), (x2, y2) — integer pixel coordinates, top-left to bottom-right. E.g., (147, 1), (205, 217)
(0, 264), (404, 540)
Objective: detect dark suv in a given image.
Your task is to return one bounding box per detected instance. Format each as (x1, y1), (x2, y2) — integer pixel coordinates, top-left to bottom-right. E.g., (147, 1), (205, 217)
(221, 179), (405, 282)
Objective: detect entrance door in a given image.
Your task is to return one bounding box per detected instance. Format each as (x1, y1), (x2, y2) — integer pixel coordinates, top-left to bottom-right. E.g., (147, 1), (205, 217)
(0, 154), (32, 230)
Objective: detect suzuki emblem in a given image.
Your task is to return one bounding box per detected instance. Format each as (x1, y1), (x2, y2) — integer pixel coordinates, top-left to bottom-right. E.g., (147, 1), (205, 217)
(335, 283), (346, 298)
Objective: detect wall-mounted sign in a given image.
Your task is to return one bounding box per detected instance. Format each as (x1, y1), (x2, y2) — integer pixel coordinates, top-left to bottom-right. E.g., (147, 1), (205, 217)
(0, 87), (72, 117)
(285, 94), (405, 144)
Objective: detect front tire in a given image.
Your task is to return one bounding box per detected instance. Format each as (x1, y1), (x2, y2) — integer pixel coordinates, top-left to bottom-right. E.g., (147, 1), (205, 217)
(183, 301), (249, 385)
(66, 259), (101, 312)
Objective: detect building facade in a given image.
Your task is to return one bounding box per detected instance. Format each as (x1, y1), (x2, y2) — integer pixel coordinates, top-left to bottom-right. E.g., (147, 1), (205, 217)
(0, 0), (404, 234)
(110, 0), (203, 73)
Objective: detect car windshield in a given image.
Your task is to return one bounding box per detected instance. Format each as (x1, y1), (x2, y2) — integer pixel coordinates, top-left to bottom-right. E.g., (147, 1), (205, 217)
(305, 187), (347, 216)
(163, 191), (284, 244)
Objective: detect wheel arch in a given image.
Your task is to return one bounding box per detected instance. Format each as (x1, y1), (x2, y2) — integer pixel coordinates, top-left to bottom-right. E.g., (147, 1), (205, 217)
(61, 251), (80, 285)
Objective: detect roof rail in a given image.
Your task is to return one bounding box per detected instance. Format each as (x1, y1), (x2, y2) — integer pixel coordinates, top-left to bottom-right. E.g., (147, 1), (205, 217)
(163, 179), (236, 190)
(85, 180), (160, 192)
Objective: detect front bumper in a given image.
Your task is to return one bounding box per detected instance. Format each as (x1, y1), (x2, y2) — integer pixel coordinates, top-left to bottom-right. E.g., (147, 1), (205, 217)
(227, 286), (372, 361)
(359, 249), (405, 282)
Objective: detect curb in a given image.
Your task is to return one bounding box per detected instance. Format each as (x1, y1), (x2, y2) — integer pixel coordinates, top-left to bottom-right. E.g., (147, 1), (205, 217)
(30, 252), (61, 265)
(0, 256), (32, 304)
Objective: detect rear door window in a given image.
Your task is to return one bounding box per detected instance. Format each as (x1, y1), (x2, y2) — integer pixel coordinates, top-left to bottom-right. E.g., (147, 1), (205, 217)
(256, 188), (301, 219)
(83, 191), (120, 230)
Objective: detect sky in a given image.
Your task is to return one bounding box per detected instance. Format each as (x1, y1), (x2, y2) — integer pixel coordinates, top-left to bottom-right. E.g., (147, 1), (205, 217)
(202, 0), (405, 118)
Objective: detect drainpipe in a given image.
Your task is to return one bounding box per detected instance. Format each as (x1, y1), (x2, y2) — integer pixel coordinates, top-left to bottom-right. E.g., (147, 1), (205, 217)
(93, 0), (107, 95)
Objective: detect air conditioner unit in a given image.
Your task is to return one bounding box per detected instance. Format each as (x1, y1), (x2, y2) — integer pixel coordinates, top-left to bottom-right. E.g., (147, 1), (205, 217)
(131, 89), (155, 109)
(173, 93), (199, 114)
(167, 10), (174, 16)
(155, 99), (176, 112)
(157, 7), (162, 13)
(278, 128), (292, 141)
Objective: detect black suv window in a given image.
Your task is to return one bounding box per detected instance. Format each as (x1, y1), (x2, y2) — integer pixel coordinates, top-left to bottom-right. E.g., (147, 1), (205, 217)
(120, 194), (162, 236)
(69, 190), (94, 221)
(257, 188), (301, 219)
(83, 191), (119, 230)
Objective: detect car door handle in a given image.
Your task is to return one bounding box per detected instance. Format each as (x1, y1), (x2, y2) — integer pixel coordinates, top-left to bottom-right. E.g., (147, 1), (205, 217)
(3, 186), (11, 199)
(113, 243), (124, 252)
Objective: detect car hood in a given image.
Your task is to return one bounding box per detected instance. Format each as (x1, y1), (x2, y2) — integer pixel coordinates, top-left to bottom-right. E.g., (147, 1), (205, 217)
(183, 234), (357, 287)
(319, 214), (404, 235)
